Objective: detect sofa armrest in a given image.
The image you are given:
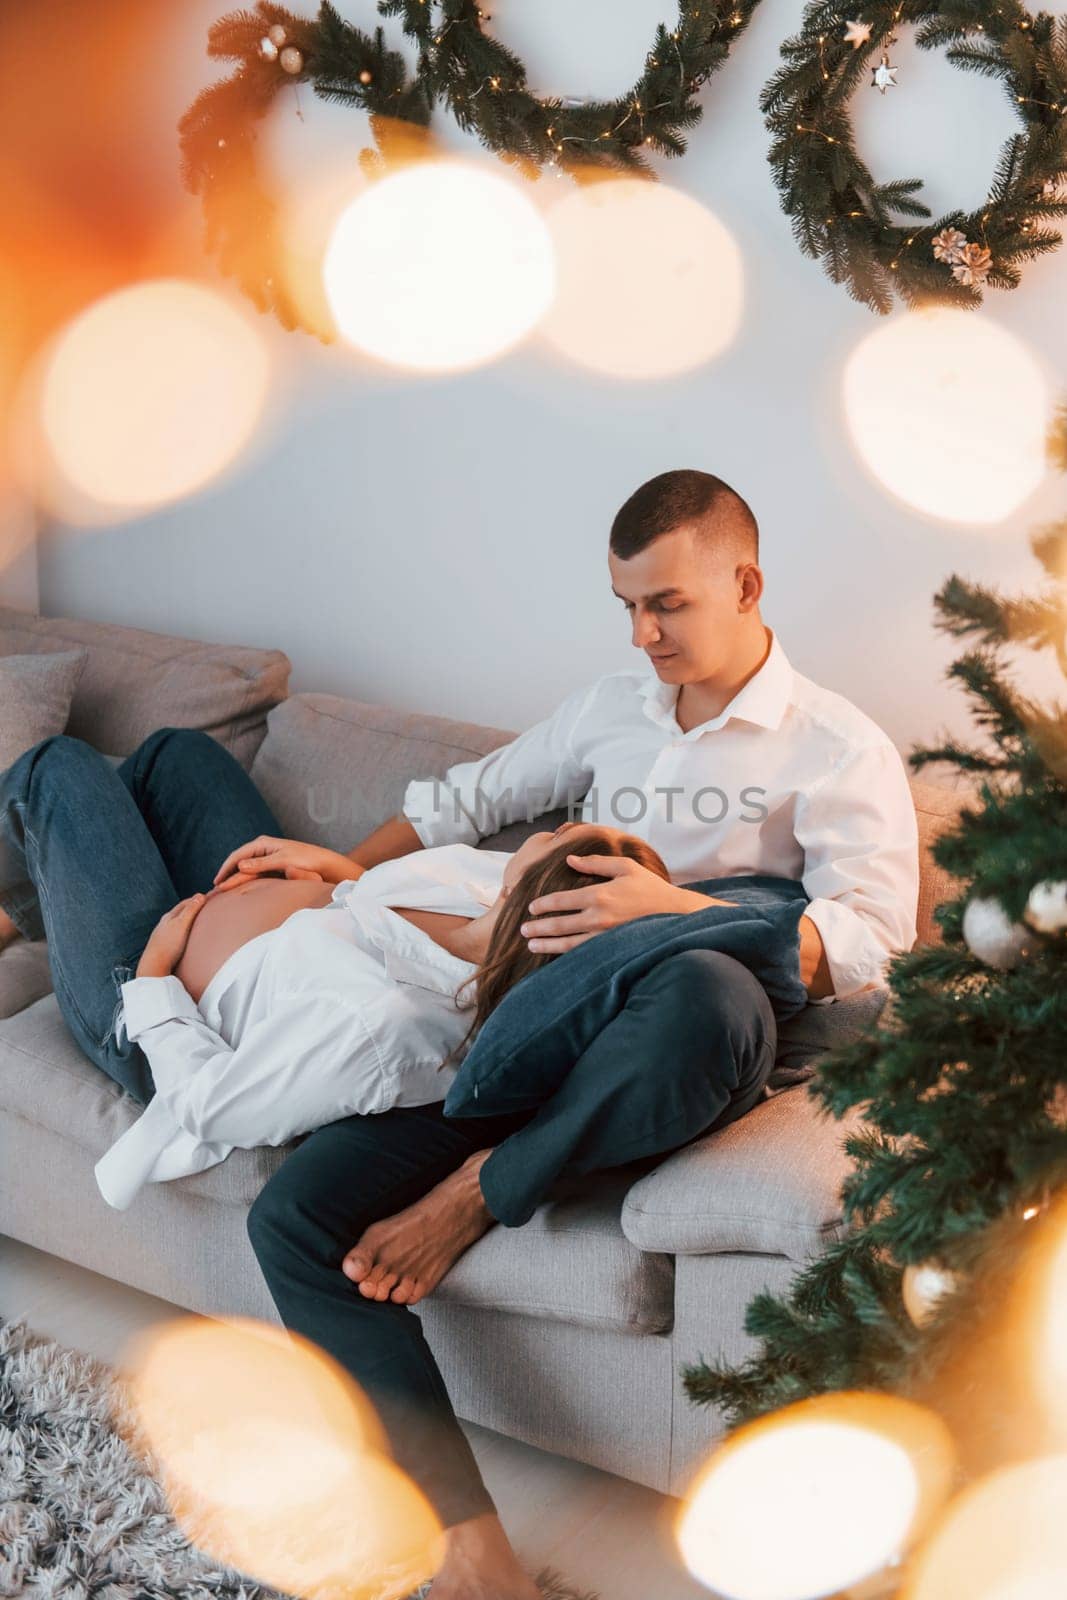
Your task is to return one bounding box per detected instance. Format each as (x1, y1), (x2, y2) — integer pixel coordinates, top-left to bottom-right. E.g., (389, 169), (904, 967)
(620, 1086), (867, 1261)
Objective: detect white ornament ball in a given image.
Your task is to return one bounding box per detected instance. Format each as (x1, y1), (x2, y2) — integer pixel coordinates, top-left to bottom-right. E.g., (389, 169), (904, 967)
(902, 1260), (961, 1327)
(280, 45), (304, 75)
(1026, 880), (1067, 934)
(259, 35), (278, 62)
(268, 23), (288, 47)
(962, 896), (1034, 970)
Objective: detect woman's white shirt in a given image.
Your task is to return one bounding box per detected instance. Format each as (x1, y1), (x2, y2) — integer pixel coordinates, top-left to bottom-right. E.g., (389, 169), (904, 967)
(93, 844), (511, 1211)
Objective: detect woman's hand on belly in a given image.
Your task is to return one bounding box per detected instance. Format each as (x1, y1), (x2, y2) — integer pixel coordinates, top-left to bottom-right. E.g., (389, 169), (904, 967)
(136, 894), (210, 980)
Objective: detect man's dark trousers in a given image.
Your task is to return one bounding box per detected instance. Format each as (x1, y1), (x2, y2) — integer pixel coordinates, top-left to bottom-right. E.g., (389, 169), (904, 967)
(247, 949), (779, 1529)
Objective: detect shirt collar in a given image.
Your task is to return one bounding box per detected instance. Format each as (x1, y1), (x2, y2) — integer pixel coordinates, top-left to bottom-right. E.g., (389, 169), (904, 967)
(356, 902), (478, 999)
(637, 627), (793, 737)
(382, 942), (477, 998)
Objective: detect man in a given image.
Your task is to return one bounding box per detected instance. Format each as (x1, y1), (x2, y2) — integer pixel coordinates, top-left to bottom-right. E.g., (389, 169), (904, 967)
(243, 470), (919, 1599)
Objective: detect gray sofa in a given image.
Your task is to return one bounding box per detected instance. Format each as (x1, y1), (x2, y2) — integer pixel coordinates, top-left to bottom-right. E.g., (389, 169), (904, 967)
(0, 608), (963, 1498)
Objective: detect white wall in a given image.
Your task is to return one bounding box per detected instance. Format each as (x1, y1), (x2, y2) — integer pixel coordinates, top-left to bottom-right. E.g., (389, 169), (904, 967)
(36, 1), (1067, 752)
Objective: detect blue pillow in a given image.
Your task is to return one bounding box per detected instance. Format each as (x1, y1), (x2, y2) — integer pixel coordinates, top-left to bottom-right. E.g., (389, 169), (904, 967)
(443, 873), (810, 1119)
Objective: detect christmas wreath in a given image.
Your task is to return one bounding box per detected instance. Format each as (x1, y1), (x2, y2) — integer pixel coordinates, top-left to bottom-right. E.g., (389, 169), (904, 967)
(379, 0), (763, 176)
(179, 1), (763, 336)
(761, 2), (1067, 313)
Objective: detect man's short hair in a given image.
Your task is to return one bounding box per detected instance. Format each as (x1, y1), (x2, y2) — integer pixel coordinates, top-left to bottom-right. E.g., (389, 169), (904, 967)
(609, 469), (759, 563)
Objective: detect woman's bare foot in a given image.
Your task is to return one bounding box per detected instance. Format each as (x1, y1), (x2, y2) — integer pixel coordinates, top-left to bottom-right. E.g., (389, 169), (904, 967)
(341, 1150), (495, 1305)
(0, 908), (21, 952)
(427, 1512), (540, 1600)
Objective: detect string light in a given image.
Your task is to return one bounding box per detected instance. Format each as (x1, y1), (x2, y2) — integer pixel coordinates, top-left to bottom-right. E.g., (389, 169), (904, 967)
(795, 122), (839, 144)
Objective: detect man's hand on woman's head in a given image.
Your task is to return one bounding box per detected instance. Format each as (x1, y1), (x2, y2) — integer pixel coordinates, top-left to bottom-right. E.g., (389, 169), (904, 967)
(519, 855), (734, 955)
(211, 836), (362, 891)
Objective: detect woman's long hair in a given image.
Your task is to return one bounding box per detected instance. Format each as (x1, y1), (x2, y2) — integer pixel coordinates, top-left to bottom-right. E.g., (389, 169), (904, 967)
(439, 827), (670, 1071)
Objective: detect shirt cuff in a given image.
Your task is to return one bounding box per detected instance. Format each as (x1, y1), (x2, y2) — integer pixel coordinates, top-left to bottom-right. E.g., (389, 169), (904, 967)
(802, 898), (892, 1000)
(120, 974), (200, 1040)
(402, 777), (480, 849)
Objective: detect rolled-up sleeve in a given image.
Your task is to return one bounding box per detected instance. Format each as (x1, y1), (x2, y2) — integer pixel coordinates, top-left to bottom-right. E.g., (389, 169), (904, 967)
(793, 742), (919, 1000)
(401, 679), (600, 848)
(119, 976), (390, 1145)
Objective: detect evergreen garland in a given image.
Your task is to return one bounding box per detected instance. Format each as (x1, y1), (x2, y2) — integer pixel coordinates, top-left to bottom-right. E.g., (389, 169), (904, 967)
(762, 2), (1067, 312)
(682, 413), (1067, 1434)
(179, 2), (432, 335)
(379, 0), (762, 177)
(179, 1), (762, 337)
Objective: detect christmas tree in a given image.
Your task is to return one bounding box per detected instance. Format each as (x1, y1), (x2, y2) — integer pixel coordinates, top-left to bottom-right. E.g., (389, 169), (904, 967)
(683, 403), (1067, 1452)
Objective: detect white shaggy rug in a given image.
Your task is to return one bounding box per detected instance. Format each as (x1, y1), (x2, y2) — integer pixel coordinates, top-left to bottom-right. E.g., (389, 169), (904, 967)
(0, 1318), (598, 1600)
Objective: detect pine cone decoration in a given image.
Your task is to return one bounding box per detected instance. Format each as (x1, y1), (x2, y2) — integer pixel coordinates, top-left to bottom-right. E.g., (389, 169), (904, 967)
(932, 227), (968, 264)
(951, 242), (993, 286)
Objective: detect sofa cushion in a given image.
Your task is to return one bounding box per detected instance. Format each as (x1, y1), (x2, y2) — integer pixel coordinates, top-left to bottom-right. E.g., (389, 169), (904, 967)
(0, 650), (87, 768)
(1, 993), (673, 1333)
(0, 994), (289, 1207)
(768, 985), (889, 1092)
(250, 693), (515, 851)
(431, 1171), (675, 1334)
(620, 1082), (867, 1260)
(0, 940), (53, 1020)
(0, 607), (290, 769)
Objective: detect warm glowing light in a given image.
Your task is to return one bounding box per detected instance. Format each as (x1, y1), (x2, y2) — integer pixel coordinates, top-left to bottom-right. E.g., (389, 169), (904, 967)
(900, 1457), (1067, 1599)
(37, 280), (270, 516)
(1033, 1193), (1067, 1444)
(124, 1316), (441, 1600)
(539, 177), (743, 379)
(843, 308), (1048, 524)
(277, 120), (441, 341)
(278, 164), (367, 342)
(323, 161), (555, 372)
(676, 1393), (955, 1600)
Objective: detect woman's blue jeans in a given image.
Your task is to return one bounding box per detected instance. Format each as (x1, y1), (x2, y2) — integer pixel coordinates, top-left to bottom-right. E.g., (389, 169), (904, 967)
(0, 729), (282, 1102)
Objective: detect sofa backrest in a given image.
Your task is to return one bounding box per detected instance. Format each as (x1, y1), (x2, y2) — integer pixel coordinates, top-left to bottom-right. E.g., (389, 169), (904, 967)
(249, 692), (517, 849)
(909, 777), (967, 945)
(0, 607), (290, 771)
(251, 692), (967, 947)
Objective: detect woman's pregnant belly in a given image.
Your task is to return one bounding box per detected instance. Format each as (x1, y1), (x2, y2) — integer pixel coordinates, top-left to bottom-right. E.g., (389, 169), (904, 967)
(175, 878), (336, 1004)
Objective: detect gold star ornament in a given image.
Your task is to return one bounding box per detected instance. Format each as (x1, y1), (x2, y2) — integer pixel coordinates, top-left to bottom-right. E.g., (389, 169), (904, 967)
(843, 20), (873, 48)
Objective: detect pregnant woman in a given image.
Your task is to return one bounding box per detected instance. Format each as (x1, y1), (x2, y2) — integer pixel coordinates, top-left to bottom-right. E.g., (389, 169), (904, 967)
(0, 727), (669, 1209)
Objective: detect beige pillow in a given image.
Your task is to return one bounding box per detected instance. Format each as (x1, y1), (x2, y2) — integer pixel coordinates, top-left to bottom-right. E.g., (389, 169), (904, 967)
(0, 650), (88, 769)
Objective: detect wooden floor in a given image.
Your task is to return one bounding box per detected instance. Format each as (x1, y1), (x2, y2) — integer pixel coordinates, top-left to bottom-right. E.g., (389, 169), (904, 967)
(1, 1233), (709, 1600)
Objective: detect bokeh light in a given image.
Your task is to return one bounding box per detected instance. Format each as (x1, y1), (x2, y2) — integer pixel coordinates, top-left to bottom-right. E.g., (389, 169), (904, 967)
(323, 160), (556, 372)
(1029, 1190), (1067, 1447)
(843, 308), (1048, 524)
(124, 1315), (442, 1600)
(34, 279), (270, 520)
(539, 177), (743, 380)
(275, 120), (444, 343)
(676, 1392), (955, 1600)
(900, 1456), (1067, 1599)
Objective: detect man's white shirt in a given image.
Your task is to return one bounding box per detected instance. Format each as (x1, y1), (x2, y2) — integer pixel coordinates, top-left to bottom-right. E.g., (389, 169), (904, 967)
(402, 628), (919, 1001)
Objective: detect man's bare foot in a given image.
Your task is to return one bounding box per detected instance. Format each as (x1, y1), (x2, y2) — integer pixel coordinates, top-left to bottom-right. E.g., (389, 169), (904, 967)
(341, 1150), (495, 1305)
(426, 1512), (540, 1600)
(0, 908), (21, 952)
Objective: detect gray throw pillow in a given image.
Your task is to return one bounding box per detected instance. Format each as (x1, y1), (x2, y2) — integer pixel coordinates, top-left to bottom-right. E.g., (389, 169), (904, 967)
(0, 650), (88, 769)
